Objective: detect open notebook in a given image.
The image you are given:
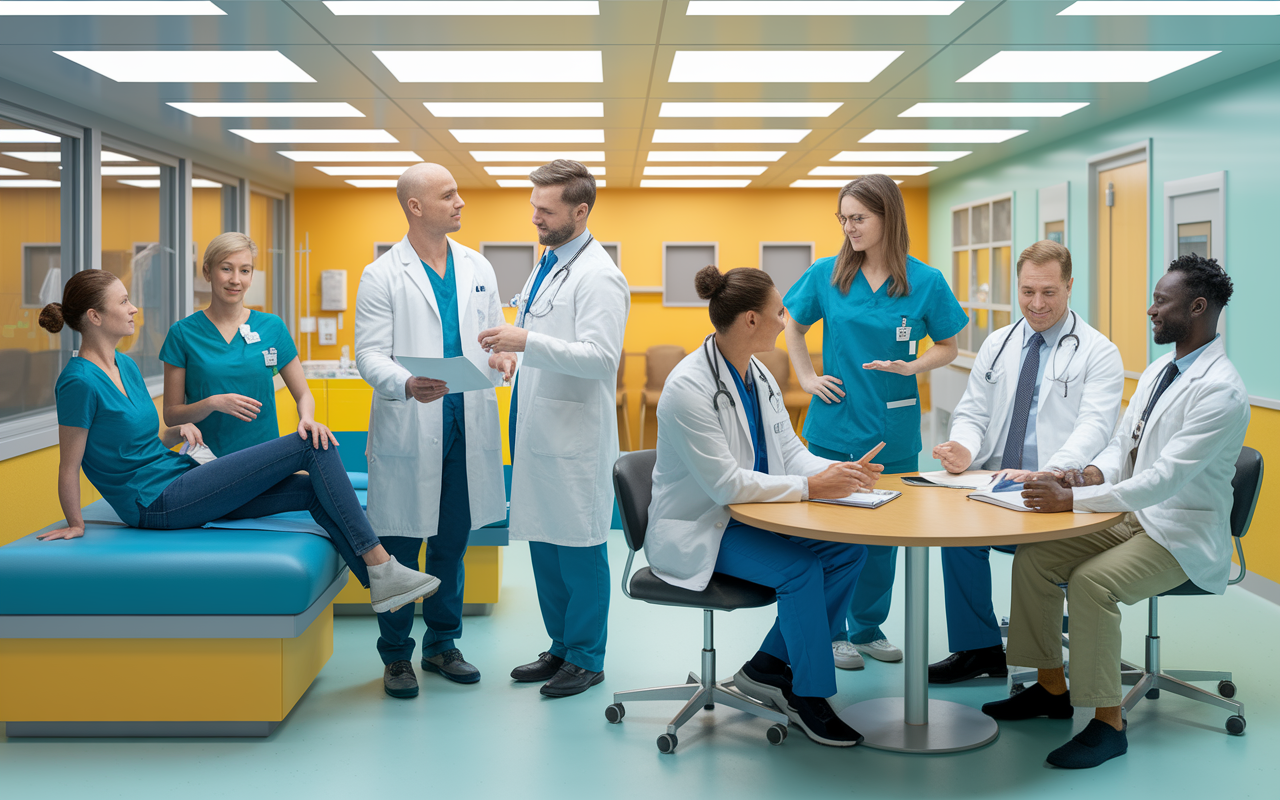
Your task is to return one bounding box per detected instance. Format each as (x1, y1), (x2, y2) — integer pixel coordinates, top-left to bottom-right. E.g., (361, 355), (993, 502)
(811, 489), (902, 509)
(967, 478), (1033, 512)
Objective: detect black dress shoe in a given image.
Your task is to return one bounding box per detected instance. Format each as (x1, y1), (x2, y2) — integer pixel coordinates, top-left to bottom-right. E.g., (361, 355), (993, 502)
(540, 663), (604, 698)
(511, 652), (564, 683)
(982, 683), (1074, 720)
(928, 645), (1009, 684)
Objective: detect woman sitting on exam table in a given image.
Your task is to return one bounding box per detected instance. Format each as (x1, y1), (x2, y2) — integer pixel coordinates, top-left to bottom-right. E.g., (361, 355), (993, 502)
(36, 270), (437, 615)
(644, 265), (883, 748)
(160, 232), (332, 458)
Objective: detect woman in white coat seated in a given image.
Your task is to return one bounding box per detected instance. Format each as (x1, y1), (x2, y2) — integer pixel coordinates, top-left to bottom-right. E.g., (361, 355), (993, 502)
(644, 265), (884, 747)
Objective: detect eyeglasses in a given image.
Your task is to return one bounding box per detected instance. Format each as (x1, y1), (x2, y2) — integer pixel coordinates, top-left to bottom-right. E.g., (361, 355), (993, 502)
(836, 213), (874, 226)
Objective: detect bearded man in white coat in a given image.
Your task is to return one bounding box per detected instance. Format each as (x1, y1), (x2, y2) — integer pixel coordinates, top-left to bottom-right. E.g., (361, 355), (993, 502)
(355, 163), (511, 698)
(479, 160), (630, 698)
(983, 254), (1249, 769)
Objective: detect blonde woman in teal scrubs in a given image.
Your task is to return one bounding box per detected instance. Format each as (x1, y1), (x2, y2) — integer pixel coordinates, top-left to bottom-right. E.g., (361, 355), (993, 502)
(784, 175), (968, 669)
(161, 232), (333, 456)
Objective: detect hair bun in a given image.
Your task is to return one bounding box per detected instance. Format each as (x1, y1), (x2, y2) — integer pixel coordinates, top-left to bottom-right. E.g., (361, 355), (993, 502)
(38, 302), (65, 334)
(693, 265), (727, 300)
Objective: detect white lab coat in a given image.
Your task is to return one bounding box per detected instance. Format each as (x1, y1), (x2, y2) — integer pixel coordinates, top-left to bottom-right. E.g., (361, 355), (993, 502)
(949, 312), (1124, 472)
(509, 235), (630, 547)
(1072, 337), (1249, 594)
(645, 345), (836, 592)
(354, 236), (507, 539)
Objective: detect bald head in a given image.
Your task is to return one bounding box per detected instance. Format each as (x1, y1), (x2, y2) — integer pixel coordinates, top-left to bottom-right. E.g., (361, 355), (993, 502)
(397, 163), (465, 237)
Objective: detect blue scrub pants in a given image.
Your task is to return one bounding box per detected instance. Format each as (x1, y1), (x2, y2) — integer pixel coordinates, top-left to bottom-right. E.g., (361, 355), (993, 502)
(529, 541), (610, 673)
(716, 524), (866, 698)
(941, 544), (1018, 653)
(376, 416), (472, 665)
(808, 443), (917, 645)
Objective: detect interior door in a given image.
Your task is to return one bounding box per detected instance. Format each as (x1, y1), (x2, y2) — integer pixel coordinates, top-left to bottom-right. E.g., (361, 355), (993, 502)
(1096, 160), (1149, 373)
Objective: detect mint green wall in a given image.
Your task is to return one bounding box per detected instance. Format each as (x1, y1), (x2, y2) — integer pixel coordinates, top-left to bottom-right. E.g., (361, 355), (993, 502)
(928, 60), (1280, 400)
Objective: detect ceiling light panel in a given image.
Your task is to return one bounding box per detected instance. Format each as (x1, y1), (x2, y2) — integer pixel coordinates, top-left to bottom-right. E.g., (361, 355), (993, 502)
(0, 1), (224, 14)
(485, 166), (605, 175)
(809, 165), (936, 176)
(278, 151), (423, 162)
(168, 102), (363, 117)
(3, 151), (136, 162)
(0, 167), (28, 176)
(450, 129), (604, 143)
(118, 179), (161, 188)
(643, 166), (768, 176)
(469, 150), (605, 161)
(497, 179), (607, 187)
(54, 51), (316, 83)
(346, 179), (400, 188)
(647, 150), (785, 162)
(669, 50), (901, 83)
(831, 150), (970, 161)
(192, 179), (223, 188)
(792, 179), (901, 187)
(641, 180), (752, 188)
(375, 51), (602, 83)
(0, 179), (60, 187)
(653, 129), (809, 144)
(101, 166), (161, 175)
(426, 102), (603, 117)
(1059, 2), (1280, 15)
(0, 129), (59, 143)
(230, 129), (398, 144)
(861, 129), (1026, 143)
(316, 166), (413, 176)
(659, 102), (842, 118)
(686, 1), (962, 14)
(900, 102), (1089, 117)
(958, 51), (1220, 83)
(325, 1), (599, 14)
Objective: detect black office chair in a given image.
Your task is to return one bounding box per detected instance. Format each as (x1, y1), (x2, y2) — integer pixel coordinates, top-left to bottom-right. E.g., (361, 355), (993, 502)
(1118, 446), (1263, 735)
(604, 450), (789, 754)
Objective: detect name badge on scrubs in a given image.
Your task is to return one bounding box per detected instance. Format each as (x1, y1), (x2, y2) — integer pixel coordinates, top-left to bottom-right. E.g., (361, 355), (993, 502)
(896, 325), (911, 342)
(241, 324), (261, 345)
(263, 347), (277, 367)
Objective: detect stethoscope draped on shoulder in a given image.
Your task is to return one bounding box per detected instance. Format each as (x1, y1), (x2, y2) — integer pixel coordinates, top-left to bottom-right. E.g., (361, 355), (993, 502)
(702, 333), (781, 413)
(511, 235), (594, 327)
(984, 310), (1082, 397)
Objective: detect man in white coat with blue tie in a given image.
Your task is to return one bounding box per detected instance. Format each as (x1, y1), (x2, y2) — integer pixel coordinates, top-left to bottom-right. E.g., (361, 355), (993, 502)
(479, 160), (630, 698)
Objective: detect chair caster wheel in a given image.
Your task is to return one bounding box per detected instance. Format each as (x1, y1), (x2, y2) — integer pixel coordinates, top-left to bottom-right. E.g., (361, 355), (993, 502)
(1218, 680), (1237, 699)
(767, 724), (788, 745)
(1146, 688), (1160, 699)
(605, 703), (625, 724)
(657, 733), (678, 754)
(1226, 715), (1246, 736)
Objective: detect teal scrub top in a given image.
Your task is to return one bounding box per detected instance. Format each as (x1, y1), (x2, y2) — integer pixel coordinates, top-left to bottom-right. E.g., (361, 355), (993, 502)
(56, 352), (197, 527)
(159, 309), (298, 456)
(423, 248), (464, 432)
(784, 255), (968, 465)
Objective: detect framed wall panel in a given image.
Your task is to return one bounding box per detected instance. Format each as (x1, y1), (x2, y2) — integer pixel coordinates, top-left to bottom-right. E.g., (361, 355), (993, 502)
(481, 242), (538, 306)
(760, 242), (814, 299)
(662, 242), (718, 307)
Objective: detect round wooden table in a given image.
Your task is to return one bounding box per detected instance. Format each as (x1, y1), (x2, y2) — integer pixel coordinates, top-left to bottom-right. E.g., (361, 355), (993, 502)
(729, 474), (1123, 754)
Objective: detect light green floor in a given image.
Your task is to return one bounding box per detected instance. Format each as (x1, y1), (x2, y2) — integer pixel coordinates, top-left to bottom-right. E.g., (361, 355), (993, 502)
(3, 536), (1279, 799)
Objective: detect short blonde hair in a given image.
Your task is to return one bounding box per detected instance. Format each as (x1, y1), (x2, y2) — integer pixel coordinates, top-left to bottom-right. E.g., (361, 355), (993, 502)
(202, 232), (257, 278)
(1016, 240), (1072, 281)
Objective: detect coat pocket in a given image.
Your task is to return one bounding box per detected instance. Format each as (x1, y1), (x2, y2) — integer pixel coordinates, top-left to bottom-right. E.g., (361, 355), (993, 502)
(527, 396), (586, 458)
(369, 395), (417, 457)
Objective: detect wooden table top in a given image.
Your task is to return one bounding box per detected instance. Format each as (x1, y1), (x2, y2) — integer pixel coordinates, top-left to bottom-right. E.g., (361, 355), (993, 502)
(728, 475), (1124, 548)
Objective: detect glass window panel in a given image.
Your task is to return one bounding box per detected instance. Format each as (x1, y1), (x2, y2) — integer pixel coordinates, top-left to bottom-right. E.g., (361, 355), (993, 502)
(957, 312), (973, 353)
(1044, 219), (1065, 244)
(953, 250), (969, 302)
(975, 248), (991, 305)
(1177, 220), (1211, 259)
(952, 208), (969, 247)
(993, 309), (1011, 331)
(973, 312), (992, 351)
(192, 173), (227, 312)
(992, 245), (1011, 304)
(971, 203), (991, 245)
(993, 198), (1012, 242)
(249, 191), (284, 313)
(1, 117), (66, 422)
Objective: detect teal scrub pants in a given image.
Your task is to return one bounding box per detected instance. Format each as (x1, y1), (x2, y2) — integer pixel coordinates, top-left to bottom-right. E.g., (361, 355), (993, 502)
(808, 443), (918, 645)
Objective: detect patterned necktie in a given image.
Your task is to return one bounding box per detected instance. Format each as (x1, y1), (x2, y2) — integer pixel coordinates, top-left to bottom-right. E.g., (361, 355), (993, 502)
(1128, 362), (1180, 470)
(1000, 331), (1045, 471)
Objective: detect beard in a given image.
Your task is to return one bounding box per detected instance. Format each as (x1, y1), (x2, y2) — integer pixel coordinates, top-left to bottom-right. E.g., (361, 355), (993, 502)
(538, 217), (578, 247)
(1153, 316), (1189, 345)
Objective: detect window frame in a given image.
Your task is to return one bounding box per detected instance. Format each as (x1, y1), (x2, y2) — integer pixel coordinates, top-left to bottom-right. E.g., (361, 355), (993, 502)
(950, 192), (1015, 357)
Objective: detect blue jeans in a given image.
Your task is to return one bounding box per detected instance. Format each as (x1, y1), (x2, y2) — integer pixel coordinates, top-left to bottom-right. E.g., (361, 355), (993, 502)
(529, 541), (610, 673)
(715, 524), (866, 698)
(377, 416), (472, 664)
(137, 433), (378, 587)
(808, 443), (918, 644)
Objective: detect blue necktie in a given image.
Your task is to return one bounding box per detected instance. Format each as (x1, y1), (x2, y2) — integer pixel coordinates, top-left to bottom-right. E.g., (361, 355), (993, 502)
(510, 250), (559, 458)
(526, 250), (559, 308)
(1000, 331), (1045, 471)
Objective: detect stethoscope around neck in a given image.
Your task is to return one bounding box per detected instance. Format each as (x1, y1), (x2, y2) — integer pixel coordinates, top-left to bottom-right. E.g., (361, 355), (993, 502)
(512, 234), (593, 327)
(703, 333), (777, 412)
(984, 310), (1081, 397)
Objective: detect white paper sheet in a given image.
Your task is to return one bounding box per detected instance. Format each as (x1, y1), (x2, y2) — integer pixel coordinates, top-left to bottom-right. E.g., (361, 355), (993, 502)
(396, 355), (494, 394)
(915, 470), (998, 490)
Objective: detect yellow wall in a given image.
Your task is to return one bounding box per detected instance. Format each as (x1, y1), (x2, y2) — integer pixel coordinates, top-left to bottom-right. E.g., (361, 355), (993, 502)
(1, 187), (61, 353)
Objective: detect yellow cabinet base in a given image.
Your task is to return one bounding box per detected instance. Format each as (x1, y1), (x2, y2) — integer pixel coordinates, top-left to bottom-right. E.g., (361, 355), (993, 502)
(333, 546), (504, 615)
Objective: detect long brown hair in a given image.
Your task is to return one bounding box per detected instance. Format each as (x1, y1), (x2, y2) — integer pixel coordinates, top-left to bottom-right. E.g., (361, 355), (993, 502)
(832, 174), (911, 297)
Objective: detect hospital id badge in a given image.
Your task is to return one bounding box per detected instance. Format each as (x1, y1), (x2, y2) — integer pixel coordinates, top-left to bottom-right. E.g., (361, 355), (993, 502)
(263, 347), (277, 367)
(244, 331), (261, 344)
(896, 326), (911, 342)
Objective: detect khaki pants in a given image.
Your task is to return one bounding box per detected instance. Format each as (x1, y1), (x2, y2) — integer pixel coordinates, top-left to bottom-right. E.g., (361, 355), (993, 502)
(1006, 515), (1189, 707)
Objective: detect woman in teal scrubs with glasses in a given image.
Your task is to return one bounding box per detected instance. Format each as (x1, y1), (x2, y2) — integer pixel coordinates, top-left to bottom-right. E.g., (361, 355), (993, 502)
(161, 232), (334, 456)
(784, 175), (968, 669)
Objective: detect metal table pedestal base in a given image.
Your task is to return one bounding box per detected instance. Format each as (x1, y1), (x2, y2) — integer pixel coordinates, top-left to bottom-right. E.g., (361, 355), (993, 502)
(839, 698), (999, 753)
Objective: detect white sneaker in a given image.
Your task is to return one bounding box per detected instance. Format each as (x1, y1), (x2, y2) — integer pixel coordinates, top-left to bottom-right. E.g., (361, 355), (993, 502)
(832, 640), (865, 670)
(853, 638), (903, 663)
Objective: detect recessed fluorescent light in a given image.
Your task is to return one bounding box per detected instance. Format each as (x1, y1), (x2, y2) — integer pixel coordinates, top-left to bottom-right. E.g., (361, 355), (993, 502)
(325, 1), (599, 15)
(101, 166), (161, 175)
(686, 1), (961, 14)
(485, 165), (605, 175)
(230, 129), (398, 144)
(55, 50), (316, 83)
(0, 167), (28, 176)
(861, 129), (1026, 143)
(1059, 2), (1280, 15)
(669, 50), (901, 83)
(450, 129), (604, 144)
(958, 51), (1219, 83)
(831, 150), (970, 161)
(809, 165), (936, 176)
(168, 102), (364, 118)
(469, 150), (605, 162)
(653, 129), (809, 144)
(3, 151), (137, 162)
(641, 180), (752, 188)
(494, 178), (607, 187)
(118, 179), (161, 188)
(426, 102), (603, 118)
(792, 179), (901, 187)
(0, 129), (59, 143)
(192, 179), (223, 188)
(644, 166), (768, 176)
(101, 152), (138, 162)
(647, 150), (785, 162)
(659, 102), (842, 118)
(317, 165), (413, 176)
(900, 102), (1089, 118)
(0, 2), (224, 14)
(278, 151), (423, 162)
(346, 180), (400, 188)
(0, 179), (59, 188)
(375, 51), (602, 83)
